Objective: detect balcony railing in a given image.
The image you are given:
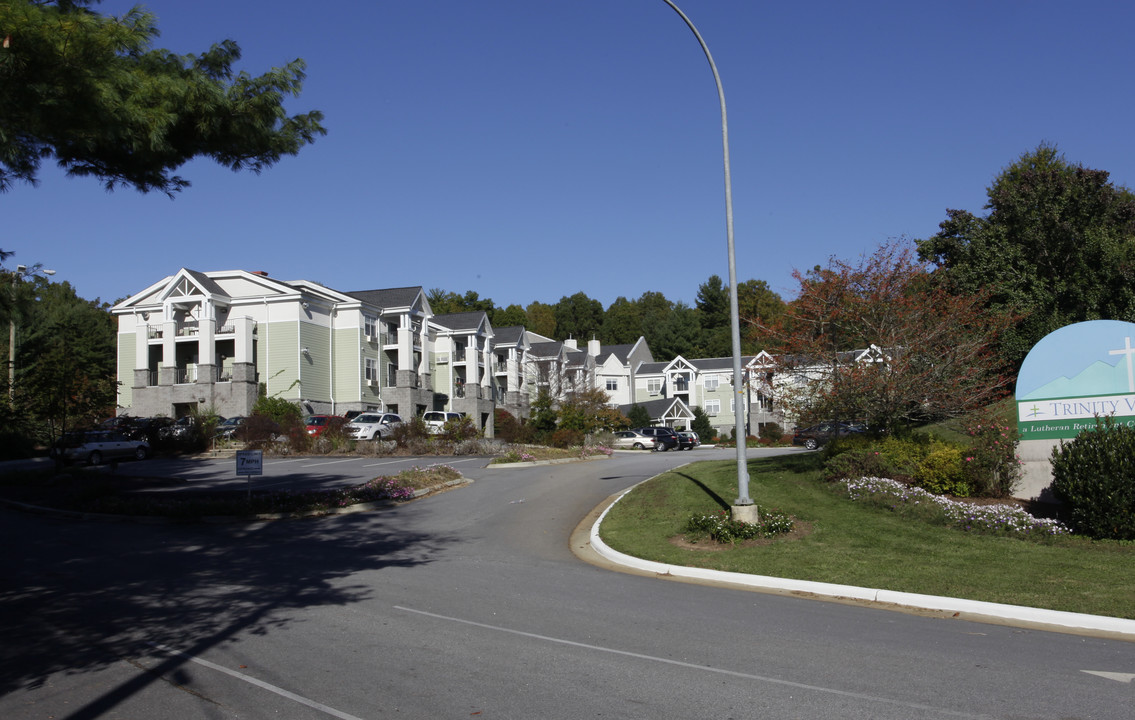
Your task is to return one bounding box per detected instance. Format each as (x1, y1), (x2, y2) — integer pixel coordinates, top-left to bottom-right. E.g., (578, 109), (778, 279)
(176, 367), (197, 384)
(380, 332), (397, 346)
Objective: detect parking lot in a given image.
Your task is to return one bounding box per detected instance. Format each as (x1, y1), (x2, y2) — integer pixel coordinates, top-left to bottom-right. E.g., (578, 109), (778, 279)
(105, 454), (495, 494)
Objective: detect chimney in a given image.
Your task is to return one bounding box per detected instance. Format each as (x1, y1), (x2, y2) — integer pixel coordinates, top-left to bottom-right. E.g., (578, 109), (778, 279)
(588, 338), (601, 357)
(564, 338), (578, 350)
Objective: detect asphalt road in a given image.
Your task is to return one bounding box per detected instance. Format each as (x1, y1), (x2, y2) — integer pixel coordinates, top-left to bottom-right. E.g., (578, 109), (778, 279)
(1, 448), (1132, 719)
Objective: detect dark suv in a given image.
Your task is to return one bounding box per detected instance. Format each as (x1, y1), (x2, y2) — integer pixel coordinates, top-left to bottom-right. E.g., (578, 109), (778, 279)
(791, 421), (864, 450)
(633, 426), (680, 451)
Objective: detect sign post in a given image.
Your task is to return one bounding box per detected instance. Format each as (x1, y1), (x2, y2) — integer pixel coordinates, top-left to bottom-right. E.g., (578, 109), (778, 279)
(235, 449), (263, 502)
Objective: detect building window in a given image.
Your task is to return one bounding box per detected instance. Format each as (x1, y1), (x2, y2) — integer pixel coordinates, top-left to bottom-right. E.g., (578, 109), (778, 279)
(605, 377), (618, 391)
(364, 316), (377, 338)
(647, 378), (662, 395)
(365, 358), (378, 382)
(704, 375), (719, 391)
(705, 399), (720, 416)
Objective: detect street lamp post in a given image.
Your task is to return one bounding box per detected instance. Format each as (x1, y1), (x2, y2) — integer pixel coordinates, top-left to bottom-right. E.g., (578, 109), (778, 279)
(660, 1), (755, 519)
(8, 264), (56, 403)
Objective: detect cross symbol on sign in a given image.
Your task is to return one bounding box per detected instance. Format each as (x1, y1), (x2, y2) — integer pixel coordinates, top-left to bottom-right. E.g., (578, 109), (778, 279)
(1109, 336), (1135, 393)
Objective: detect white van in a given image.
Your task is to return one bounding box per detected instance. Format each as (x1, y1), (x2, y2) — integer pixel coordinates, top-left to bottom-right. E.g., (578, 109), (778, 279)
(422, 411), (463, 434)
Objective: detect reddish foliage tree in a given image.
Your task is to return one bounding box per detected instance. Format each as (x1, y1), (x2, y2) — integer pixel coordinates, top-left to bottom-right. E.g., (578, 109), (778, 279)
(755, 240), (1014, 432)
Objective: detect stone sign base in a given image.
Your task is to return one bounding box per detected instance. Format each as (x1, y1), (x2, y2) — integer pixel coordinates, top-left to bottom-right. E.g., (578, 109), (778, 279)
(1016, 438), (1063, 503)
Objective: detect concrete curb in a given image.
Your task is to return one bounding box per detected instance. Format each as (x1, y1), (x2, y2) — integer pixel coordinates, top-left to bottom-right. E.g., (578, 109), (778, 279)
(589, 484), (1135, 641)
(482, 455), (611, 469)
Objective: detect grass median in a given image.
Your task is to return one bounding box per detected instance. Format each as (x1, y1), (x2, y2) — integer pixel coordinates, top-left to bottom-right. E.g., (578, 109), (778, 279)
(598, 452), (1135, 619)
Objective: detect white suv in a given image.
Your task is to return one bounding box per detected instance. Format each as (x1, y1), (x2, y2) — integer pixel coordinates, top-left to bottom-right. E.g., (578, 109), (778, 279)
(422, 411), (463, 434)
(346, 413), (403, 440)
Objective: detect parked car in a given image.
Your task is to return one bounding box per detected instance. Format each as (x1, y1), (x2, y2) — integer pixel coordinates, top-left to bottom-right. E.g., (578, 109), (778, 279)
(633, 426), (680, 451)
(124, 416), (174, 443)
(342, 410), (364, 422)
(791, 421), (864, 450)
(162, 415), (225, 440)
(51, 430), (150, 465)
(214, 416), (247, 439)
(676, 430), (700, 450)
(611, 429), (659, 450)
(304, 415), (335, 437)
(422, 411), (463, 434)
(346, 413), (403, 440)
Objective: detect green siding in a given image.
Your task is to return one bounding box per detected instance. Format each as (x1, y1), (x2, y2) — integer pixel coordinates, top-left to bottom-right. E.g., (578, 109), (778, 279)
(334, 328), (362, 402)
(261, 321), (298, 399)
(299, 322), (331, 402)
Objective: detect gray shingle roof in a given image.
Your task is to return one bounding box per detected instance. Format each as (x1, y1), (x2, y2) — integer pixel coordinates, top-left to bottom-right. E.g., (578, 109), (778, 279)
(493, 326), (526, 345)
(345, 286), (423, 309)
(431, 312), (487, 331)
(596, 343), (635, 364)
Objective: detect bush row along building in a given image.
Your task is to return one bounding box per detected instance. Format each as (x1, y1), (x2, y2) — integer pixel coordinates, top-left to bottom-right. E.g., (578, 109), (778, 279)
(111, 268), (790, 437)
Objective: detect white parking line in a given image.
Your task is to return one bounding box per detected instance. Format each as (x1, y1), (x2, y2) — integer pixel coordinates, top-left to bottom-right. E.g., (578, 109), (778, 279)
(393, 607), (989, 719)
(147, 643), (365, 720)
(360, 459), (413, 468)
(299, 458), (357, 468)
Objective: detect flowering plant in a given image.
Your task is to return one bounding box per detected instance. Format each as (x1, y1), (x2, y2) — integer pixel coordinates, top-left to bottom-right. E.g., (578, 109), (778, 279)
(841, 476), (1067, 539)
(962, 416), (1021, 497)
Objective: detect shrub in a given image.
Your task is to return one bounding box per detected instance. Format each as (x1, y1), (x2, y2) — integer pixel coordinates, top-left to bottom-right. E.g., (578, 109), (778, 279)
(241, 414), (282, 447)
(916, 445), (970, 497)
(494, 409), (524, 443)
(1051, 417), (1135, 540)
(548, 428), (584, 449)
(439, 415), (480, 443)
(760, 422), (784, 443)
(821, 447), (891, 481)
(961, 416), (1021, 498)
(391, 416), (429, 446)
(252, 396), (302, 427)
(685, 509), (795, 544)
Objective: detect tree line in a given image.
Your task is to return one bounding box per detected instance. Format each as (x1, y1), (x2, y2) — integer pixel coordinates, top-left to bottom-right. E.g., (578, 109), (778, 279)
(427, 278), (787, 359)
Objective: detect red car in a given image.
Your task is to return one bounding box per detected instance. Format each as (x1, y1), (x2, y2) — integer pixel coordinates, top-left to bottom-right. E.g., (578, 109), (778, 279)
(304, 415), (334, 437)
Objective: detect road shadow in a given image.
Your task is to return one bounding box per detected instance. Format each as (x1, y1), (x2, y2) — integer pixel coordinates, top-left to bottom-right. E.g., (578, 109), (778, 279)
(0, 502), (455, 718)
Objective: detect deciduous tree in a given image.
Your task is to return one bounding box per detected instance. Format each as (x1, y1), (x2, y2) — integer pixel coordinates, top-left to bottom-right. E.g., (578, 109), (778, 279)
(916, 144), (1135, 370)
(763, 240), (1013, 433)
(0, 0), (325, 194)
(553, 292), (603, 342)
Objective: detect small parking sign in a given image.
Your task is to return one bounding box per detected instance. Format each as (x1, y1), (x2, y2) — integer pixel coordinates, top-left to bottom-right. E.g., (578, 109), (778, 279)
(235, 450), (263, 476)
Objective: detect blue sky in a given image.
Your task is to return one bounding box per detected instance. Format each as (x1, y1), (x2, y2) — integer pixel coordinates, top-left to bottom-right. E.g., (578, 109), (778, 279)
(8, 0), (1135, 311)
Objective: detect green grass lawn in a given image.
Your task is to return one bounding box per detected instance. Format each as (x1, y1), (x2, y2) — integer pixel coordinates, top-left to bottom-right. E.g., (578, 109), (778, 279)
(598, 453), (1135, 619)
